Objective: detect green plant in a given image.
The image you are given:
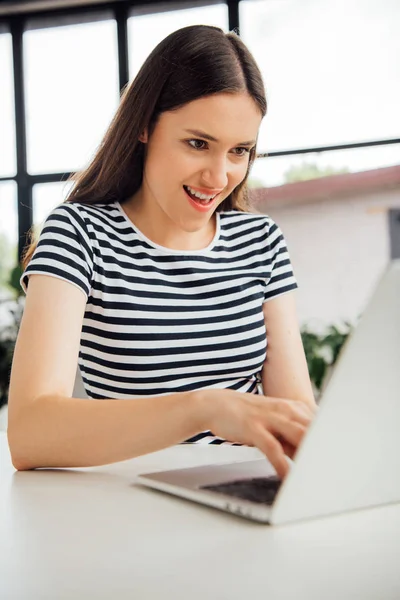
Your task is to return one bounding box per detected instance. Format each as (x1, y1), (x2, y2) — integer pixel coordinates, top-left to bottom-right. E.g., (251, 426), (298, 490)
(8, 263), (24, 298)
(0, 300), (23, 408)
(0, 264), (24, 408)
(301, 323), (353, 393)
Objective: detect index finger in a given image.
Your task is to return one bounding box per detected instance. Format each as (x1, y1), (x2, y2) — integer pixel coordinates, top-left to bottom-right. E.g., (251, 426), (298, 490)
(252, 425), (289, 480)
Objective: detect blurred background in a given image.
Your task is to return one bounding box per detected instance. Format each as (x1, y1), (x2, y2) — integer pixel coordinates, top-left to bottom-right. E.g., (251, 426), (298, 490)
(0, 0), (399, 415)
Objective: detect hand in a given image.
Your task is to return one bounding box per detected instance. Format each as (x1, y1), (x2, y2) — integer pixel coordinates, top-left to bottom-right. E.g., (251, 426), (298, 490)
(199, 389), (317, 479)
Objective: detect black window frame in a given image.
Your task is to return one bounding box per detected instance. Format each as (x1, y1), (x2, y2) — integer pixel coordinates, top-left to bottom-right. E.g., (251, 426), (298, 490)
(0, 0), (399, 261)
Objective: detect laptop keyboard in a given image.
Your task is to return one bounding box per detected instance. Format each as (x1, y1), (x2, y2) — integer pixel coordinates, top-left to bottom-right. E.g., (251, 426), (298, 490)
(200, 476), (282, 505)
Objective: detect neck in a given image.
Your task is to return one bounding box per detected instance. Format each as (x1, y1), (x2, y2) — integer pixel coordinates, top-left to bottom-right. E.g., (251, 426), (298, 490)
(122, 190), (217, 251)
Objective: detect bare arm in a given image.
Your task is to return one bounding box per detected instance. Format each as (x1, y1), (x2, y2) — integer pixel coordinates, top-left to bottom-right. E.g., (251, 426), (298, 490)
(7, 275), (203, 470)
(261, 292), (316, 406)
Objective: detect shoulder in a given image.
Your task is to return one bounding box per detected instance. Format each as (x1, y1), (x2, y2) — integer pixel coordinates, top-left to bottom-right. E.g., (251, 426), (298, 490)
(36, 201), (124, 257)
(219, 209), (276, 227)
(44, 201), (126, 237)
(219, 210), (282, 240)
(52, 200), (119, 223)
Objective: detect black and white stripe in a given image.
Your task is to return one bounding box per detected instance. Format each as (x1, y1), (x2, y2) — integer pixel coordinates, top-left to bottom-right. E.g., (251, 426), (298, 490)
(21, 201), (297, 445)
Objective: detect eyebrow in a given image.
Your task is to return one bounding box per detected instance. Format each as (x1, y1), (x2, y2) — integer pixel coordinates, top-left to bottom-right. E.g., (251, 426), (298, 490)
(184, 129), (256, 146)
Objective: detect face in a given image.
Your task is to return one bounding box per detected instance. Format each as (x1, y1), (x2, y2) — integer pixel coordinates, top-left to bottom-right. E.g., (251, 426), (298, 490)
(135, 92), (262, 245)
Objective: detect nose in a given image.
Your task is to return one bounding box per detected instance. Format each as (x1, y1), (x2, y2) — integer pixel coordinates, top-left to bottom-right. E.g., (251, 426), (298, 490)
(201, 156), (229, 190)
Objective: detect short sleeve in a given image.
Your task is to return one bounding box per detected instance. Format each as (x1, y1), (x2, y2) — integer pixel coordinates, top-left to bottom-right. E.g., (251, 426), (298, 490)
(21, 203), (94, 299)
(263, 218), (298, 302)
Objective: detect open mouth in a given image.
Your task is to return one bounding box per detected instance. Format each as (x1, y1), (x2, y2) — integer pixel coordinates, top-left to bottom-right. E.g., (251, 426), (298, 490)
(183, 185), (217, 206)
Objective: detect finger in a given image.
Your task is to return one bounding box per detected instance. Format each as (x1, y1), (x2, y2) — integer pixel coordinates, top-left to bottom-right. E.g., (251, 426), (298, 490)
(266, 414), (307, 449)
(294, 401), (318, 420)
(252, 426), (289, 480)
(268, 399), (314, 427)
(279, 440), (297, 459)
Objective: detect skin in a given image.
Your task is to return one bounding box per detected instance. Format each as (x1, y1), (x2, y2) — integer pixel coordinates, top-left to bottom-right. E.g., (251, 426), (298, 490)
(123, 92), (262, 250)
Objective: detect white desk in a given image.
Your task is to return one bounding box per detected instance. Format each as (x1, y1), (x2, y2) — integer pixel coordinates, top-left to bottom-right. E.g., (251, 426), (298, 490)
(1, 432), (399, 600)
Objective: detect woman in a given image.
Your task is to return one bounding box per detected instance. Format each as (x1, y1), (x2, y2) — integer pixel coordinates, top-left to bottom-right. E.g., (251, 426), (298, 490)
(8, 25), (316, 479)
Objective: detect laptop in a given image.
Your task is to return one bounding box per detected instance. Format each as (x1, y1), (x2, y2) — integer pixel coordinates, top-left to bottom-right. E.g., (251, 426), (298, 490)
(136, 260), (400, 525)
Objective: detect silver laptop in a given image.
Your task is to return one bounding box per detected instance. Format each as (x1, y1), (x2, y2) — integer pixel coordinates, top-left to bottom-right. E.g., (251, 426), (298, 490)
(136, 260), (400, 525)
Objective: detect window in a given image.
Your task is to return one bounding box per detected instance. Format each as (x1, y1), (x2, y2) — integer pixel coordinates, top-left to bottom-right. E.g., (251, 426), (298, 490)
(32, 181), (73, 229)
(0, 32), (16, 177)
(0, 182), (18, 295)
(240, 0), (400, 153)
(24, 17), (120, 175)
(128, 2), (228, 79)
(250, 142), (400, 188)
(240, 0), (400, 336)
(389, 209), (400, 259)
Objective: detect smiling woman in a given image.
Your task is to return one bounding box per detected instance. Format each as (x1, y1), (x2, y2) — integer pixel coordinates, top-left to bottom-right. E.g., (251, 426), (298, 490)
(8, 25), (316, 479)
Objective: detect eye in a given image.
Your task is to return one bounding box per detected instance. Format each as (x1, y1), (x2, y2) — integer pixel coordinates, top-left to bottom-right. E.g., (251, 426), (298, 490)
(232, 147), (252, 157)
(187, 139), (208, 150)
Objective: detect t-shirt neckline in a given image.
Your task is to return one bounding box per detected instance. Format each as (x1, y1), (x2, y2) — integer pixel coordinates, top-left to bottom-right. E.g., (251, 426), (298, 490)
(115, 201), (220, 255)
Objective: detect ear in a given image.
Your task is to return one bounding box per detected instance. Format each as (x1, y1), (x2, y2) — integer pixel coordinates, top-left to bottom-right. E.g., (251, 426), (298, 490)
(139, 128), (148, 143)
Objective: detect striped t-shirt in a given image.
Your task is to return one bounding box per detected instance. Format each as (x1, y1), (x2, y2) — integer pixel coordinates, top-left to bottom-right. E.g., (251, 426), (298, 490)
(21, 200), (298, 445)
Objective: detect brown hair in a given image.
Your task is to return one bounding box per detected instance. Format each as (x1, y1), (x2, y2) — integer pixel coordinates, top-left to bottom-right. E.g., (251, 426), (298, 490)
(23, 25), (266, 268)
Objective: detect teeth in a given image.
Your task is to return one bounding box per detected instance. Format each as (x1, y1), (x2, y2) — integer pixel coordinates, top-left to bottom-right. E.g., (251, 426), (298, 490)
(186, 185), (216, 202)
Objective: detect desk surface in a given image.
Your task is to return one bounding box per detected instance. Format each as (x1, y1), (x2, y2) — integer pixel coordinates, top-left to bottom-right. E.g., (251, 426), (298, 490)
(1, 432), (400, 600)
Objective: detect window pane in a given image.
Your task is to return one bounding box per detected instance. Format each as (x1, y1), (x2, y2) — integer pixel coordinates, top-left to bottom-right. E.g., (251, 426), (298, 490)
(24, 19), (119, 175)
(33, 181), (73, 228)
(0, 33), (16, 177)
(128, 2), (228, 79)
(240, 0), (400, 152)
(0, 182), (18, 296)
(250, 143), (400, 188)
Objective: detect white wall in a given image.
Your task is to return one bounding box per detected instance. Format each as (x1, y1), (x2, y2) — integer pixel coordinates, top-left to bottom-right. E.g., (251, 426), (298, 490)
(264, 188), (400, 331)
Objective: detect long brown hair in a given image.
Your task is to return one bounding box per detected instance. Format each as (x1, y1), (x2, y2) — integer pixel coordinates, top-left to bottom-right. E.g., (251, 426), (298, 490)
(23, 25), (267, 268)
